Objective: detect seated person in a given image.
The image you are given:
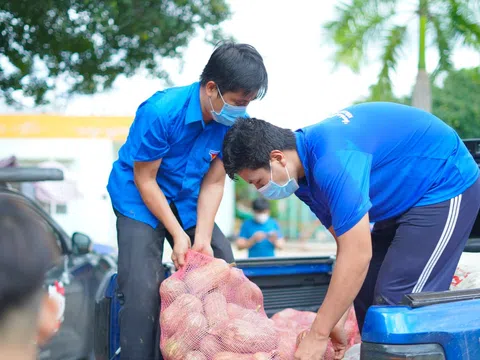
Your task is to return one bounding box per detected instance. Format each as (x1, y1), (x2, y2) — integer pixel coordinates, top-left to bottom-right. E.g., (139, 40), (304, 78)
(0, 194), (60, 360)
(236, 198), (285, 257)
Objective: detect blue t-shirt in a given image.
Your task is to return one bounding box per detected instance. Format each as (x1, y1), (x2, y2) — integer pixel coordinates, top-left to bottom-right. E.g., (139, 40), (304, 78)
(107, 82), (229, 229)
(239, 218), (283, 258)
(295, 102), (479, 237)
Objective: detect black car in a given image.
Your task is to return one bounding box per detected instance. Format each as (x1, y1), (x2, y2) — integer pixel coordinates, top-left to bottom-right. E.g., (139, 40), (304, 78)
(0, 167), (117, 360)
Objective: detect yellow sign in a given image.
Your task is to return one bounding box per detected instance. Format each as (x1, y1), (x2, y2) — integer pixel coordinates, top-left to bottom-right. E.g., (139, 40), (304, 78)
(0, 114), (133, 141)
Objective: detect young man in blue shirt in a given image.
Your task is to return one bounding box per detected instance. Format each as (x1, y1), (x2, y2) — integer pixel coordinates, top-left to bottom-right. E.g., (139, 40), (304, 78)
(107, 42), (268, 360)
(222, 102), (480, 360)
(236, 197), (285, 257)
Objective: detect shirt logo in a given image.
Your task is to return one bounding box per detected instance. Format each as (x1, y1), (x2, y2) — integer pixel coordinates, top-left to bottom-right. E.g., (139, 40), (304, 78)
(333, 110), (353, 124)
(209, 150), (220, 161)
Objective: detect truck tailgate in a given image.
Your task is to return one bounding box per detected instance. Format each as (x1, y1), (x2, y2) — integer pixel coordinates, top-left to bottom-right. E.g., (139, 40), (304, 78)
(235, 256), (334, 317)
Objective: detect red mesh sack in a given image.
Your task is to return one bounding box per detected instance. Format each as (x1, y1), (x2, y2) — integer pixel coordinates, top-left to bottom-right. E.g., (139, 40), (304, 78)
(344, 306), (361, 347)
(272, 307), (361, 359)
(159, 250), (359, 360)
(159, 251), (279, 360)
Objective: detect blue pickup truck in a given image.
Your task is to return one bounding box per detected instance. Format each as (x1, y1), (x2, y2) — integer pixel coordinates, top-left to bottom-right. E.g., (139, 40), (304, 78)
(94, 139), (480, 360)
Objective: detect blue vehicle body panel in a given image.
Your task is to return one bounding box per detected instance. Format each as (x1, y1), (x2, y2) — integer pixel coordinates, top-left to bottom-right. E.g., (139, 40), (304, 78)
(105, 274), (121, 359)
(241, 263), (332, 277)
(363, 299), (480, 359)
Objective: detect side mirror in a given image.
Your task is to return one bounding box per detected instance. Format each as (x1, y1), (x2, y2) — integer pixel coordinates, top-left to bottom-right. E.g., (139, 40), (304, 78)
(72, 232), (93, 255)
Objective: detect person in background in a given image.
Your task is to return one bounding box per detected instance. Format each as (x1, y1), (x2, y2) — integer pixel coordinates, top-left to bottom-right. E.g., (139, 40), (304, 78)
(106, 42), (268, 360)
(236, 198), (285, 257)
(0, 194), (60, 360)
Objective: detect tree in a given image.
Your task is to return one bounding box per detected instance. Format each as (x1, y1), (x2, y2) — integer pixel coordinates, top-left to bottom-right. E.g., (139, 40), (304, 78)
(324, 0), (480, 112)
(432, 67), (480, 138)
(0, 0), (231, 106)
(356, 67), (480, 138)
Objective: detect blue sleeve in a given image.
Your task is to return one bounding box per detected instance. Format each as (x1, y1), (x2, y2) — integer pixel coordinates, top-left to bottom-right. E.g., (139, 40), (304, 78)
(313, 150), (372, 236)
(131, 101), (171, 162)
(295, 190), (332, 228)
(239, 221), (252, 239)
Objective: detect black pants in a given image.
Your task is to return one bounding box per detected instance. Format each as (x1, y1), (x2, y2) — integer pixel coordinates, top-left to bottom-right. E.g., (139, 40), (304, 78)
(114, 205), (234, 360)
(354, 177), (480, 333)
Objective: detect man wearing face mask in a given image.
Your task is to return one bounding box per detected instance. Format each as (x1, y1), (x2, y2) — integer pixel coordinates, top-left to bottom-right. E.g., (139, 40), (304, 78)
(221, 102), (480, 360)
(106, 42), (268, 360)
(236, 198), (285, 258)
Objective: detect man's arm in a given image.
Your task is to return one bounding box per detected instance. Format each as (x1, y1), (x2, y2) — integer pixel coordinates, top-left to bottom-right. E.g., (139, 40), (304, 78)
(193, 158), (226, 254)
(236, 237), (255, 250)
(134, 160), (191, 268)
(310, 214), (371, 338)
(328, 226), (355, 328)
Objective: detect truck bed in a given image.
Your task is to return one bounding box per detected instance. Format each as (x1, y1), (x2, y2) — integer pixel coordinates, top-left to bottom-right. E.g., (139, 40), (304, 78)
(235, 256), (334, 316)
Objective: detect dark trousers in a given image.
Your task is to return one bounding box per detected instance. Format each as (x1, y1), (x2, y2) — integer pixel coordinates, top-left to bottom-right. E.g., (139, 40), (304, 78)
(354, 177), (480, 333)
(114, 205), (234, 360)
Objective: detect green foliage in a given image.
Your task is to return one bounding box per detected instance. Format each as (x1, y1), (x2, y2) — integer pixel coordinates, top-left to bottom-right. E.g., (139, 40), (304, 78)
(234, 177), (279, 219)
(324, 0), (480, 102)
(0, 0), (231, 106)
(356, 67), (480, 139)
(432, 67), (480, 138)
(355, 83), (410, 104)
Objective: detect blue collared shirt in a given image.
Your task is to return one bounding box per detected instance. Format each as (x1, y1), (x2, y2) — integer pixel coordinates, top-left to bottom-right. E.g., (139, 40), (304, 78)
(107, 82), (229, 229)
(295, 102), (479, 236)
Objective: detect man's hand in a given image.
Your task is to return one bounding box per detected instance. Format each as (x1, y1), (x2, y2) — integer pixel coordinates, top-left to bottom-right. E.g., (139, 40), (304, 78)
(294, 330), (329, 360)
(330, 321), (348, 359)
(192, 240), (214, 258)
(268, 231), (278, 242)
(171, 231), (191, 269)
(252, 231), (267, 242)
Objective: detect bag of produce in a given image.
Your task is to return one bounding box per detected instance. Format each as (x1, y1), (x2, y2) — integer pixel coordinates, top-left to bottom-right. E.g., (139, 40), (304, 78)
(160, 251), (277, 360)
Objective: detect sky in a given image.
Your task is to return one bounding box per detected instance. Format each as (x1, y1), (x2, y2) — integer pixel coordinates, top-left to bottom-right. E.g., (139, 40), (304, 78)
(3, 0), (480, 130)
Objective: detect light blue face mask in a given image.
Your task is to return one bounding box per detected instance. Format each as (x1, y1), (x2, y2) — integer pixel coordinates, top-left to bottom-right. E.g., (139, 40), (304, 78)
(258, 163), (299, 200)
(209, 86), (248, 126)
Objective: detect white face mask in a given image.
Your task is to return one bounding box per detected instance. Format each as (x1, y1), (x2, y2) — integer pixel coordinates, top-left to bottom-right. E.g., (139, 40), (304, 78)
(254, 213), (269, 224)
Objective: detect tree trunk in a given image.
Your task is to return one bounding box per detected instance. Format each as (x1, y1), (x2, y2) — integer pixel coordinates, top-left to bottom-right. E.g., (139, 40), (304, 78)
(412, 0), (432, 112)
(412, 69), (432, 112)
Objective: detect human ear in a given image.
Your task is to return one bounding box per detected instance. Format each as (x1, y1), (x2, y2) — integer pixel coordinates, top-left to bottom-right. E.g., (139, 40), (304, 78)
(205, 81), (218, 98)
(270, 150), (286, 165)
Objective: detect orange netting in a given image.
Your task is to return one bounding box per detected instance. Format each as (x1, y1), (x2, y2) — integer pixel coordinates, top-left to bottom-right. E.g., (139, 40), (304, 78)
(159, 250), (360, 360)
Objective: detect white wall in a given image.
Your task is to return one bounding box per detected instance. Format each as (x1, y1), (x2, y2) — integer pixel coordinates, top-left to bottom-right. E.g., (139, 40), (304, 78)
(0, 138), (235, 249)
(0, 138), (117, 247)
(215, 178), (235, 238)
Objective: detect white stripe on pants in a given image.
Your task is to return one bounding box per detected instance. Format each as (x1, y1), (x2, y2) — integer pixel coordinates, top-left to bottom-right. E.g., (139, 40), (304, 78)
(412, 194), (462, 293)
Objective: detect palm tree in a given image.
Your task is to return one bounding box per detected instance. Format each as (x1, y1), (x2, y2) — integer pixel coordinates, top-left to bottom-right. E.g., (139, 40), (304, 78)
(324, 0), (480, 112)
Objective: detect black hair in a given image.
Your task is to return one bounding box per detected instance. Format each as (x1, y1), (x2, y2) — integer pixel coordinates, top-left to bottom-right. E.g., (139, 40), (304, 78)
(222, 117), (297, 180)
(0, 194), (54, 319)
(200, 42), (268, 99)
(252, 198), (270, 212)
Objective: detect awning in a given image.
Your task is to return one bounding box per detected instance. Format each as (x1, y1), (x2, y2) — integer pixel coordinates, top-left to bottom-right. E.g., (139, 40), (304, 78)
(34, 161), (81, 204)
